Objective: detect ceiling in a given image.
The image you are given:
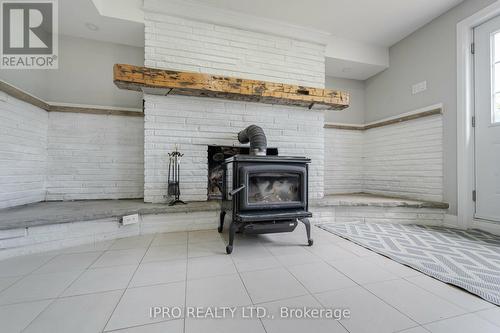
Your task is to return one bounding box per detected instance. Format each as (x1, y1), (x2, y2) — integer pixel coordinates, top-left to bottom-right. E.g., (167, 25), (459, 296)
(59, 0), (144, 47)
(186, 0), (465, 47)
(58, 0), (466, 80)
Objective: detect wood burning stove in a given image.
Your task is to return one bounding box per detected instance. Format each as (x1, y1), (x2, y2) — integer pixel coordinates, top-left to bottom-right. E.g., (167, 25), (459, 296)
(218, 126), (313, 254)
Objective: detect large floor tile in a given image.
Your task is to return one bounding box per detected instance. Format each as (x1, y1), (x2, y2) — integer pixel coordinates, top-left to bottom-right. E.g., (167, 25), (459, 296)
(397, 327), (430, 333)
(91, 248), (147, 268)
(424, 313), (499, 333)
(110, 235), (154, 250)
(188, 240), (226, 258)
(240, 267), (308, 304)
(64, 240), (115, 253)
(365, 279), (466, 324)
(107, 319), (184, 332)
(0, 253), (55, 277)
(105, 282), (185, 331)
(476, 307), (500, 328)
(151, 232), (188, 247)
(233, 255), (282, 273)
(315, 286), (417, 333)
(0, 300), (52, 332)
(260, 295), (348, 333)
(274, 249), (322, 266)
(24, 290), (122, 333)
(143, 244), (187, 262)
(187, 255), (236, 280)
(0, 276), (21, 292)
(33, 251), (103, 274)
(328, 257), (399, 284)
(288, 261), (356, 293)
(185, 311), (265, 333)
(188, 230), (223, 244)
(229, 243), (271, 259)
(130, 260), (187, 287)
(305, 243), (360, 262)
(186, 274), (251, 307)
(265, 243), (313, 257)
(63, 265), (137, 296)
(0, 271), (81, 305)
(406, 275), (493, 312)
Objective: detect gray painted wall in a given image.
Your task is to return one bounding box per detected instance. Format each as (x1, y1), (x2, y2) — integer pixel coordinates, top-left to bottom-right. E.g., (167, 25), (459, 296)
(325, 76), (365, 124)
(0, 35), (144, 109)
(364, 0), (496, 214)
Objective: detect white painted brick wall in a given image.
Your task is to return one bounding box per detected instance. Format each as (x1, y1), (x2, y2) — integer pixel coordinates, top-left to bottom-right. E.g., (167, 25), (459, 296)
(363, 115), (443, 202)
(0, 93), (48, 209)
(143, 10), (325, 88)
(144, 95), (325, 203)
(46, 112), (144, 200)
(324, 114), (444, 202)
(324, 129), (363, 194)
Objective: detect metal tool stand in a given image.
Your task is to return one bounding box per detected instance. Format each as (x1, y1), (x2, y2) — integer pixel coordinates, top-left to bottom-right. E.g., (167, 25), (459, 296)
(167, 148), (187, 206)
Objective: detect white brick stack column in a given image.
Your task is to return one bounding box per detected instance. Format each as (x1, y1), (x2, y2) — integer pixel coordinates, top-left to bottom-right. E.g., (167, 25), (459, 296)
(142, 4), (327, 203)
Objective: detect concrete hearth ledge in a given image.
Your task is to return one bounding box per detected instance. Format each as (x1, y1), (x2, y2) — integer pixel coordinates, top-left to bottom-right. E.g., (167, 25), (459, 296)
(0, 200), (220, 231)
(312, 193), (449, 209)
(0, 193), (448, 231)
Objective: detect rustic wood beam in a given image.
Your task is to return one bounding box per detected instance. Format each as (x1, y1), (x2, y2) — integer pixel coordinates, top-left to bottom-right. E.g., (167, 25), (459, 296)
(113, 64), (350, 110)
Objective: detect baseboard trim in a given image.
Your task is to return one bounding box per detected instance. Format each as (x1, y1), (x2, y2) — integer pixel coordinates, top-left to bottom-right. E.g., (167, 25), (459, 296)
(471, 219), (500, 235)
(0, 80), (143, 117)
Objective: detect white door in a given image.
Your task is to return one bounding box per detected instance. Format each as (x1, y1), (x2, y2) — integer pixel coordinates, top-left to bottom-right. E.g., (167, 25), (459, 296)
(474, 16), (500, 222)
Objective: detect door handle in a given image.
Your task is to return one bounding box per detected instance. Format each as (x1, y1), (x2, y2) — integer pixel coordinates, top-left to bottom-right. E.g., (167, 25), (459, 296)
(229, 184), (246, 196)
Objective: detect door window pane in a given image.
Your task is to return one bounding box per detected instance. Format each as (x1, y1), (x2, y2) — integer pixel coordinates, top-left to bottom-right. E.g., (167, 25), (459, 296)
(495, 93), (500, 123)
(495, 63), (500, 93)
(248, 172), (300, 203)
(495, 33), (500, 62)
(493, 33), (500, 123)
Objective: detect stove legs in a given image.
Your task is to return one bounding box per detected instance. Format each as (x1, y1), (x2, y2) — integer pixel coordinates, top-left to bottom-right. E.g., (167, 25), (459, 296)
(300, 218), (314, 246)
(218, 211), (226, 233)
(226, 221), (237, 254)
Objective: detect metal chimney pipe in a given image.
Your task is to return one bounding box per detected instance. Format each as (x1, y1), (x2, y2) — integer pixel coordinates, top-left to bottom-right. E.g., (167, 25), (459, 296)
(238, 125), (267, 156)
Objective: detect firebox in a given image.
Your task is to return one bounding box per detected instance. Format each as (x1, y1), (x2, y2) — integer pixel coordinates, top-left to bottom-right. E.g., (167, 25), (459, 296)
(218, 126), (313, 254)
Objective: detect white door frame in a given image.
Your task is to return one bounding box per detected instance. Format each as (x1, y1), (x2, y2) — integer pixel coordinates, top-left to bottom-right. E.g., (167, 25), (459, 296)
(457, 0), (500, 233)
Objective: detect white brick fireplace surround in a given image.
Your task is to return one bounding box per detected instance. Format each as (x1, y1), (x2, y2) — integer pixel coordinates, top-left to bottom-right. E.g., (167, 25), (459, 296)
(144, 96), (325, 202)
(142, 2), (328, 203)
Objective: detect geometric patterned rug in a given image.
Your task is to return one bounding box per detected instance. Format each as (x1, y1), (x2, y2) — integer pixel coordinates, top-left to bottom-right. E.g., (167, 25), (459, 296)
(317, 222), (500, 305)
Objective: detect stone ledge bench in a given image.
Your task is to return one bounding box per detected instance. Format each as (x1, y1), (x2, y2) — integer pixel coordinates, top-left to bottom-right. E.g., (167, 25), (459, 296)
(0, 193), (448, 260)
(311, 193), (449, 226)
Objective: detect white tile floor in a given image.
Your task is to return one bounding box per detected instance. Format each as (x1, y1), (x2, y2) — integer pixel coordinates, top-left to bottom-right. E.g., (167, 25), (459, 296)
(0, 224), (498, 333)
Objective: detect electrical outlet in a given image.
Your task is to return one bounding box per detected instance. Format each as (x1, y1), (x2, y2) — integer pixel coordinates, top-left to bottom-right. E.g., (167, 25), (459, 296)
(121, 214), (139, 225)
(412, 81), (427, 95)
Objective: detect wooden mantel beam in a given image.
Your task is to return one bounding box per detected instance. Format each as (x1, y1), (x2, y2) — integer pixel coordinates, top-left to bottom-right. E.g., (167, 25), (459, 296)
(113, 64), (350, 110)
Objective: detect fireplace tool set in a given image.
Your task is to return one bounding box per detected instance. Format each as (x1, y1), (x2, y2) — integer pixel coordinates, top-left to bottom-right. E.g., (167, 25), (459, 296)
(167, 147), (186, 206)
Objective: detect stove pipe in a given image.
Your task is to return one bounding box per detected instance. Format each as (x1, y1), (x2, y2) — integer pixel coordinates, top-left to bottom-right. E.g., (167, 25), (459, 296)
(238, 125), (267, 156)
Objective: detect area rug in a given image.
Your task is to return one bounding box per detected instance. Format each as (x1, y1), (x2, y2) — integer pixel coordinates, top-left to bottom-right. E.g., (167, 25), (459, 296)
(317, 222), (500, 305)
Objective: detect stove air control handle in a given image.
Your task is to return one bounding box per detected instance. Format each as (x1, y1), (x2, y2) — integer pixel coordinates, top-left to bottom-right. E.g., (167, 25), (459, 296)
(229, 184), (246, 196)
